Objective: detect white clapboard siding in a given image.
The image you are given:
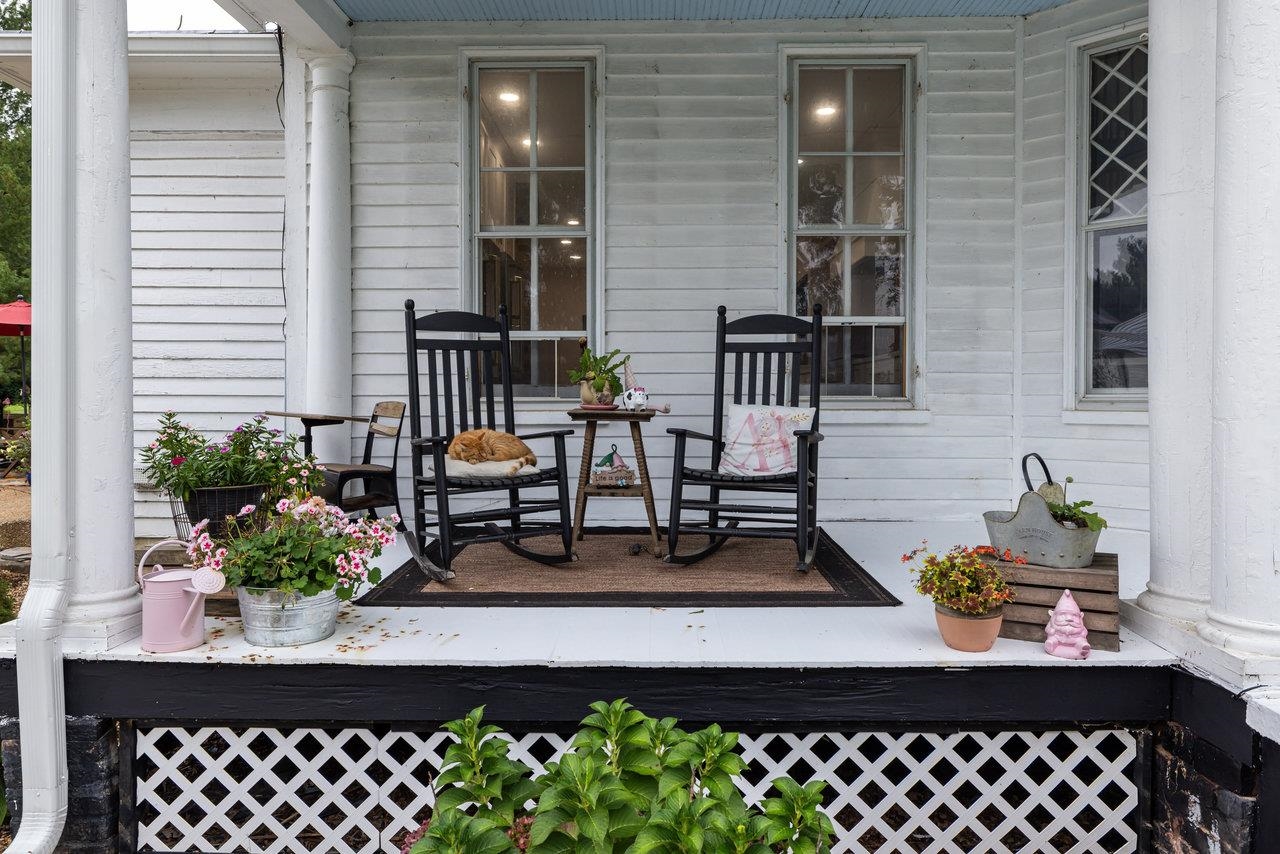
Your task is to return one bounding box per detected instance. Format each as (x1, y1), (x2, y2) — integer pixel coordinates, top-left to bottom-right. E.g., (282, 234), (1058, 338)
(348, 17), (1019, 523)
(130, 84), (288, 538)
(1019, 0), (1150, 534)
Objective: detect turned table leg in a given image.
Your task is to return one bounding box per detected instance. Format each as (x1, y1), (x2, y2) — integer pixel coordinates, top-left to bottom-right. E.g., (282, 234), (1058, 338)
(571, 420), (597, 544)
(629, 420), (663, 558)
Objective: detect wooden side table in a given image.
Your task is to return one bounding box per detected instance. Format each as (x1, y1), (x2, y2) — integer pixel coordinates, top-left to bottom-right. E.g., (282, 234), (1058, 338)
(567, 407), (663, 557)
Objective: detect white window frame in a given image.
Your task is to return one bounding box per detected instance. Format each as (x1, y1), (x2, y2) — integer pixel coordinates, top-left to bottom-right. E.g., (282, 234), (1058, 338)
(779, 43), (927, 410)
(1063, 21), (1148, 411)
(459, 47), (606, 400)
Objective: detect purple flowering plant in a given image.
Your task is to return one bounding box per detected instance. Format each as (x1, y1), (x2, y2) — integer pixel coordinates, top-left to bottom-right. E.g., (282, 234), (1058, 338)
(140, 412), (323, 502)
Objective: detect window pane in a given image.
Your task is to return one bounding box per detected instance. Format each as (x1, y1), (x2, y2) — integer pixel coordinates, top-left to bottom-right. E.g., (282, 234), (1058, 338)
(796, 237), (843, 316)
(479, 238), (532, 328)
(1088, 44), (1148, 222)
(851, 156), (905, 227)
(537, 170), (586, 226)
(1090, 226), (1148, 390)
(478, 70), (530, 168)
(537, 238), (588, 331)
(509, 337), (582, 397)
(852, 67), (904, 152)
(796, 157), (845, 226)
(820, 326), (872, 396)
(873, 325), (905, 397)
(479, 171), (530, 228)
(536, 69), (585, 167)
(850, 236), (904, 317)
(797, 67), (845, 153)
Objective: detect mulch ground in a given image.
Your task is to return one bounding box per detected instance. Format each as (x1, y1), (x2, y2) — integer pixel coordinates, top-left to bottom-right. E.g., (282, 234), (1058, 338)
(0, 479), (28, 618)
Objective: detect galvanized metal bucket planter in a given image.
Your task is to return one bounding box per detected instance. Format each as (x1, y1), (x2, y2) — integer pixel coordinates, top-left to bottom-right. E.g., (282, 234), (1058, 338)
(236, 586), (340, 647)
(983, 453), (1101, 569)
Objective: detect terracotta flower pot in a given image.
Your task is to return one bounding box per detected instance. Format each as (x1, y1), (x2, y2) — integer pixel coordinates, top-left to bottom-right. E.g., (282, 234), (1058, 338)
(934, 605), (1003, 653)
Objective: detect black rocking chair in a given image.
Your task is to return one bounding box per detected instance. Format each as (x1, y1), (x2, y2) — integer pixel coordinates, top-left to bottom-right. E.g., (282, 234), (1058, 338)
(666, 305), (825, 572)
(403, 300), (574, 580)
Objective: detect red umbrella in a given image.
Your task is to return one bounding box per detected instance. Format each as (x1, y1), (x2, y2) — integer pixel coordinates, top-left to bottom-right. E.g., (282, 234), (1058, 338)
(0, 298), (30, 409)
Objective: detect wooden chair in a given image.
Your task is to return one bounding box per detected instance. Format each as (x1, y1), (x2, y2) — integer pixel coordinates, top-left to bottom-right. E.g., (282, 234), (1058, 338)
(666, 305), (825, 572)
(404, 300), (574, 580)
(317, 401), (407, 530)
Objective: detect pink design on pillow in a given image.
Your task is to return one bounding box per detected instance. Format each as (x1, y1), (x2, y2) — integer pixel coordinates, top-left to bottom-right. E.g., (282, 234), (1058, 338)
(717, 404), (816, 477)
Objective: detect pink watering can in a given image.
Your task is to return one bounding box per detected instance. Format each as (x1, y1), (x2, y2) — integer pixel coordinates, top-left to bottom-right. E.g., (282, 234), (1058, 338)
(136, 538), (226, 653)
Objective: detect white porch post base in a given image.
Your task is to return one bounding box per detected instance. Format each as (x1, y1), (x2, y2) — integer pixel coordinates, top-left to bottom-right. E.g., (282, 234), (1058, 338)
(1199, 611), (1280, 657)
(1134, 584), (1209, 625)
(303, 53), (356, 465)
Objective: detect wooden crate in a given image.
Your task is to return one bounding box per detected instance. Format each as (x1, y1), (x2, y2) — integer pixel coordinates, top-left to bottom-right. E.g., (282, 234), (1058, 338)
(993, 554), (1120, 652)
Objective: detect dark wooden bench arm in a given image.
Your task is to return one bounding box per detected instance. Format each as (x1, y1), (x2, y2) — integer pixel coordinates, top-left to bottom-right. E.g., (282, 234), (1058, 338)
(667, 427), (716, 443)
(794, 429), (825, 443)
(516, 429), (575, 441)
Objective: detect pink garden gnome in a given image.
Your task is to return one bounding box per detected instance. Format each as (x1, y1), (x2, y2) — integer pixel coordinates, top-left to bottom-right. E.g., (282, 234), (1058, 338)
(1044, 589), (1091, 660)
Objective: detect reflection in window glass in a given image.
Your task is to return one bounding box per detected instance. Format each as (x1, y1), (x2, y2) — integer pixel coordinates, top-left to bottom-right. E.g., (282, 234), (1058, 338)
(791, 60), (910, 399)
(472, 63), (592, 397)
(1090, 226), (1148, 390)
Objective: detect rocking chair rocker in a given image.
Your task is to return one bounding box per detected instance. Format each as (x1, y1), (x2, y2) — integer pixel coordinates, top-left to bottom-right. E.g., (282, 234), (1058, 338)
(403, 300), (575, 580)
(666, 305), (825, 572)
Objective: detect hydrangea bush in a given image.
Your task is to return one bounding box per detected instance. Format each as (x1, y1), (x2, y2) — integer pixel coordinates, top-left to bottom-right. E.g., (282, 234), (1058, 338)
(187, 496), (396, 599)
(403, 700), (835, 854)
(140, 412), (322, 502)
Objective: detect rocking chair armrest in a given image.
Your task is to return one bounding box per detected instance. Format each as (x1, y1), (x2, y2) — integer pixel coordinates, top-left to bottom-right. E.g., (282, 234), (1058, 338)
(410, 435), (451, 448)
(793, 429), (825, 443)
(516, 429), (575, 441)
(666, 427), (716, 443)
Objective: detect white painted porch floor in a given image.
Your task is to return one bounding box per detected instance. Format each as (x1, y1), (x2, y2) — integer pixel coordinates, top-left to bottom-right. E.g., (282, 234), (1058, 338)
(74, 521), (1175, 668)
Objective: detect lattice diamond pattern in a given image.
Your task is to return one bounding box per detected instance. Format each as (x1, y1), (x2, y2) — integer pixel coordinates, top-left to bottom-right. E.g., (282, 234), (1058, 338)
(136, 726), (1138, 853)
(1088, 42), (1149, 223)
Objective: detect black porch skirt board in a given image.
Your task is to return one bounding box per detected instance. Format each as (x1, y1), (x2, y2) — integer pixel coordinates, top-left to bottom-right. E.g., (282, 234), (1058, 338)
(358, 526), (900, 608)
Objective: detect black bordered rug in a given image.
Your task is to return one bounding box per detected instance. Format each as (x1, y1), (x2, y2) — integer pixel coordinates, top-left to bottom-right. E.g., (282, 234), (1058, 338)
(358, 527), (900, 608)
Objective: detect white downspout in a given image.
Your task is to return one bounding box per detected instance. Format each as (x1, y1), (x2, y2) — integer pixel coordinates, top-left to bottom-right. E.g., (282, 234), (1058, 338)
(10, 0), (76, 850)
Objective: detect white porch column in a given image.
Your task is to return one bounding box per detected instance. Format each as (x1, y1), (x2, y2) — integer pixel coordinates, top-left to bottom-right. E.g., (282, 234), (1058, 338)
(304, 53), (355, 464)
(1197, 0), (1280, 655)
(1137, 0), (1214, 622)
(62, 0), (141, 640)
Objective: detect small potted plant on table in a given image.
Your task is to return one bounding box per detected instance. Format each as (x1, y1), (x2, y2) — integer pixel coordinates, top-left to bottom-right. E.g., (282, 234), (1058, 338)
(569, 338), (629, 406)
(191, 496), (397, 646)
(141, 412), (320, 537)
(903, 542), (1020, 652)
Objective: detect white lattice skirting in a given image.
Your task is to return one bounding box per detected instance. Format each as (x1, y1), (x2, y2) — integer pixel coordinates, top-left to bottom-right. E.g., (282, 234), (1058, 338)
(134, 726), (1139, 853)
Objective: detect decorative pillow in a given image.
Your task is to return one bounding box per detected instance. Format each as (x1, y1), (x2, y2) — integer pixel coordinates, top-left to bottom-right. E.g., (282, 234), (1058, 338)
(442, 457), (539, 478)
(717, 403), (816, 477)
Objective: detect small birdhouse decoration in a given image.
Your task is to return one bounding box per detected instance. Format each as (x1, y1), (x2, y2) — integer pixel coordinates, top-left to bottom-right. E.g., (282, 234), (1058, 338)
(1044, 589), (1091, 660)
(591, 444), (637, 488)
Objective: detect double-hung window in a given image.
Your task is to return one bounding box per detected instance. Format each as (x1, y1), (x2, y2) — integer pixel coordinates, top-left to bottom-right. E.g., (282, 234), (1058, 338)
(469, 61), (594, 397)
(788, 59), (912, 399)
(1077, 38), (1148, 398)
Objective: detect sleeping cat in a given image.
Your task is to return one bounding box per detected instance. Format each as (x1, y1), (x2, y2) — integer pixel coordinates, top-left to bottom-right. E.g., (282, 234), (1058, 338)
(447, 429), (537, 475)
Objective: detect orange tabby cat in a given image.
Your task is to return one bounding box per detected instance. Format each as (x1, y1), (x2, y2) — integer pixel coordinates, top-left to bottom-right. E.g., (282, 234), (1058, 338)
(447, 429), (537, 475)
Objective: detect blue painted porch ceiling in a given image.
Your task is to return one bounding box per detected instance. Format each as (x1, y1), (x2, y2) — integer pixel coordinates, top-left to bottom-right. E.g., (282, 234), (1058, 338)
(333, 0), (1074, 22)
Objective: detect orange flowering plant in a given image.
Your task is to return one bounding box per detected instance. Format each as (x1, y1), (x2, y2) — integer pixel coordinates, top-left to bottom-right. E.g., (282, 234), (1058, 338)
(901, 542), (1021, 616)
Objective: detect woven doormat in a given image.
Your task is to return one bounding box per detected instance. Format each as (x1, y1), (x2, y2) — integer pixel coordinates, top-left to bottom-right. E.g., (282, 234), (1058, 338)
(357, 527), (900, 608)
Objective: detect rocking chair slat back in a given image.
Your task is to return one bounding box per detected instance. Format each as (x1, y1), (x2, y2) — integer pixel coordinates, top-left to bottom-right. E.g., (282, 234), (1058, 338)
(404, 300), (514, 446)
(711, 305), (824, 447)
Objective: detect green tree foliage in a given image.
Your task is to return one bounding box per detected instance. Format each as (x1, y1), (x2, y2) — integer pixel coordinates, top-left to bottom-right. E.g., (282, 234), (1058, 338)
(0, 0), (30, 404)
